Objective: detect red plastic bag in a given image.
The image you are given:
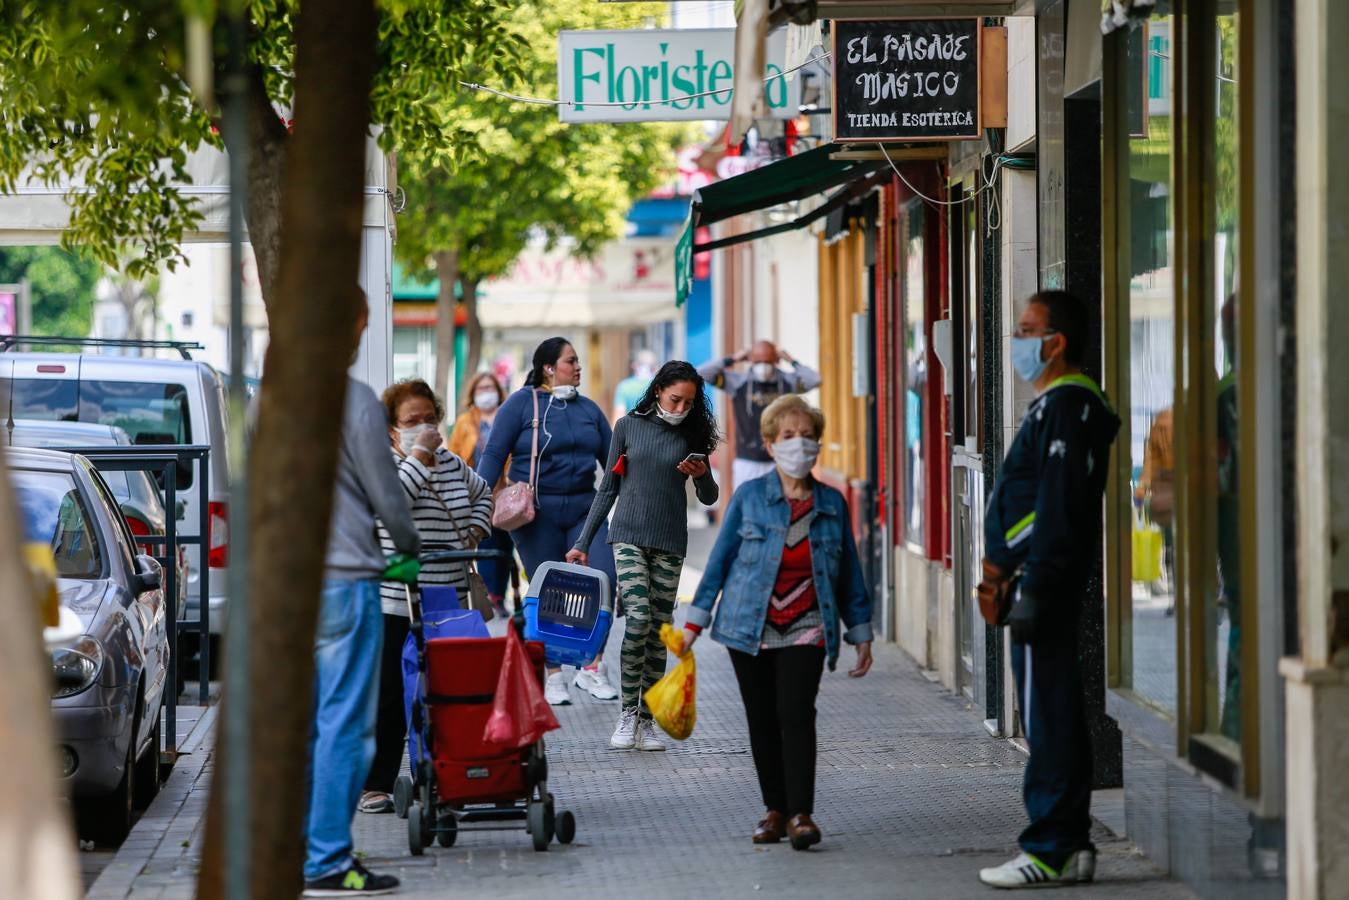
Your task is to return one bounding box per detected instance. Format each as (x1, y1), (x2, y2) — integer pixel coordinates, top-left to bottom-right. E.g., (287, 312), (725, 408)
(482, 626), (560, 750)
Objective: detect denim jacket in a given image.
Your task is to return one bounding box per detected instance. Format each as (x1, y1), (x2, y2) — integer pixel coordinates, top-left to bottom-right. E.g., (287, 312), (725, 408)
(687, 473), (874, 670)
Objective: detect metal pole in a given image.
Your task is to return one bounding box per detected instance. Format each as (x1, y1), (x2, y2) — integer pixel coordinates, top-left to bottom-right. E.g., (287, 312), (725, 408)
(222, 4), (252, 898)
(164, 464), (177, 757)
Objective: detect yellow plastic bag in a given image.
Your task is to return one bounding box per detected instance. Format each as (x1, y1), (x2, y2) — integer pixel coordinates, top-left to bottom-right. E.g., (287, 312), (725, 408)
(1132, 511), (1163, 583)
(643, 624), (696, 740)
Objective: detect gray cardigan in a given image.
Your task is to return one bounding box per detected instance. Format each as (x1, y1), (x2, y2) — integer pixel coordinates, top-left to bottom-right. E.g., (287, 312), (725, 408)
(324, 379), (420, 579)
(573, 411), (718, 558)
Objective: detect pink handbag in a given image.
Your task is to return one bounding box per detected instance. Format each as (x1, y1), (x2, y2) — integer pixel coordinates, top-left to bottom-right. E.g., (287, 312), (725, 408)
(491, 389), (540, 532)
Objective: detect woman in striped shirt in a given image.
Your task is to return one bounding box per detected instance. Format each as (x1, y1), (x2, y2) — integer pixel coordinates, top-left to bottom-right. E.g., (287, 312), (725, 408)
(359, 378), (494, 815)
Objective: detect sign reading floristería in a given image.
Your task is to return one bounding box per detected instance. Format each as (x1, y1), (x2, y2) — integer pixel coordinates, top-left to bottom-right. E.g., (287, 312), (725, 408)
(557, 28), (798, 123)
(832, 19), (982, 142)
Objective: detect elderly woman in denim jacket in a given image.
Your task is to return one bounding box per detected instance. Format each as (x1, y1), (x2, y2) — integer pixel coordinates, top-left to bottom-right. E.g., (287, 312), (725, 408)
(683, 395), (873, 851)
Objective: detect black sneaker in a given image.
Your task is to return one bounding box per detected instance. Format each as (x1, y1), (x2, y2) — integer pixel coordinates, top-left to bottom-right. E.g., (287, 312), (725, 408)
(303, 859), (399, 896)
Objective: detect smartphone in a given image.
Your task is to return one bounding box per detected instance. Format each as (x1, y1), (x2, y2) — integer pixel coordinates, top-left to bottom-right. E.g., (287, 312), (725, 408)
(682, 453), (708, 465)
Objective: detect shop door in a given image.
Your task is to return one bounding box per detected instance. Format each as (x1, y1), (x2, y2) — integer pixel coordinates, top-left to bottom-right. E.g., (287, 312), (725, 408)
(948, 175), (988, 710)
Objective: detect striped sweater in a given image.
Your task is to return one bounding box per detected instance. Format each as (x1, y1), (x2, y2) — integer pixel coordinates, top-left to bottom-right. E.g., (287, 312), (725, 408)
(377, 448), (494, 616)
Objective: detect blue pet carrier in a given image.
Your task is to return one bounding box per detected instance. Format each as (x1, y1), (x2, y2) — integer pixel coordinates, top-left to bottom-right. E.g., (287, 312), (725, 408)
(521, 561), (613, 667)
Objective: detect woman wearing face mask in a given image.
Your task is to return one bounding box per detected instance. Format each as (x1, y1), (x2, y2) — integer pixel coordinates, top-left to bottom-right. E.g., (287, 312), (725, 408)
(449, 372), (514, 614)
(361, 378), (494, 814)
(477, 337), (620, 706)
(682, 395), (873, 851)
(565, 361), (720, 751)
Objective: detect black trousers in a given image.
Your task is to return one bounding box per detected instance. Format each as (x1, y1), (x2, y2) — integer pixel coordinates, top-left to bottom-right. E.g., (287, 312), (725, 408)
(729, 645), (826, 818)
(364, 613), (410, 793)
(1010, 629), (1094, 870)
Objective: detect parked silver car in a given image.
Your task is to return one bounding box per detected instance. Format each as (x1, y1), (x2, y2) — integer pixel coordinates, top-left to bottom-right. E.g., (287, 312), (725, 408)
(10, 447), (170, 844)
(5, 419), (189, 623)
(0, 351), (231, 672)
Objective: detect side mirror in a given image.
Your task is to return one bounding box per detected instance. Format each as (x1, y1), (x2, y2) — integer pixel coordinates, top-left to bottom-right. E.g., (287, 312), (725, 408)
(132, 554), (162, 596)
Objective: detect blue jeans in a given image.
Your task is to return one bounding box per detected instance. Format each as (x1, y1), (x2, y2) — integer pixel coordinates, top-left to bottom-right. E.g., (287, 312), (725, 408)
(476, 527), (515, 599)
(304, 578), (383, 881)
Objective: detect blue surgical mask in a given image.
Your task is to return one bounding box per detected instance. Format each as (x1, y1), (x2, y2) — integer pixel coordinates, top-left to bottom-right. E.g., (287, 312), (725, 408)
(1010, 336), (1049, 384)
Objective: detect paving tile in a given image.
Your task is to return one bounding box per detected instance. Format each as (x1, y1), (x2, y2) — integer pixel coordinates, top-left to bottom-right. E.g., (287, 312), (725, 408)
(87, 530), (1195, 899)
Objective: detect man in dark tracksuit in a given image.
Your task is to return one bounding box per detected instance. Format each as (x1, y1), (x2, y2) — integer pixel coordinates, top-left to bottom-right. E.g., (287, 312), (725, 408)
(977, 291), (1119, 890)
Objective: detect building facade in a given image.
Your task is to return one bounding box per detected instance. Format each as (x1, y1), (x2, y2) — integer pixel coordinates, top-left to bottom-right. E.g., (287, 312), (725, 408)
(697, 0), (1347, 894)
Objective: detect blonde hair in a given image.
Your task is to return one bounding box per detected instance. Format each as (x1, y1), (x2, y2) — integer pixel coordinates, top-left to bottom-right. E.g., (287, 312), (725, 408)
(760, 394), (825, 443)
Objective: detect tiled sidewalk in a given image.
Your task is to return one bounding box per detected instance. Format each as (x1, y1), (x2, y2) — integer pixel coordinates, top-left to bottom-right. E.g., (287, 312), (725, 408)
(87, 631), (1194, 899)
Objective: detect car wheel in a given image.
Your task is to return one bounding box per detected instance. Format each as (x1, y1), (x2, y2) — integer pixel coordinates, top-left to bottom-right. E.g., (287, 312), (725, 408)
(81, 735), (136, 846)
(132, 705), (163, 809)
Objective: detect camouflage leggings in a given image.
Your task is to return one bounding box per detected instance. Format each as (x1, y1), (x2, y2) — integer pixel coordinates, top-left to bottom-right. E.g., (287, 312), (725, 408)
(613, 543), (683, 714)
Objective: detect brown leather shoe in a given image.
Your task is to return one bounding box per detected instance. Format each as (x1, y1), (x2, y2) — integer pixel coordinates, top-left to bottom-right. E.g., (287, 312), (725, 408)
(787, 813), (822, 850)
(752, 810), (787, 844)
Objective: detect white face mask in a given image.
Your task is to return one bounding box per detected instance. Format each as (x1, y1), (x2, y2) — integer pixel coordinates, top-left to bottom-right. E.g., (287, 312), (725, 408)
(655, 402), (689, 426)
(634, 365), (656, 380)
(772, 436), (820, 479)
(473, 390), (499, 412)
(397, 424), (436, 455)
(551, 384), (578, 401)
(751, 362), (777, 383)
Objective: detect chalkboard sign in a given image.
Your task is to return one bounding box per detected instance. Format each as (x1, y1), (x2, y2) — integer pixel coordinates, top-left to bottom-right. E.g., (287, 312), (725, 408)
(832, 19), (982, 142)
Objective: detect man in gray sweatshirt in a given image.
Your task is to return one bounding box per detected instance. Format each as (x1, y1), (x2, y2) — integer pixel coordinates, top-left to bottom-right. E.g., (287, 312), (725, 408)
(303, 299), (421, 897)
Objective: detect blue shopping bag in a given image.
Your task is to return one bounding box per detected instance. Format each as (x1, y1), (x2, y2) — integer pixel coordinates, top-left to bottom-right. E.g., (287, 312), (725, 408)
(403, 586), (490, 768)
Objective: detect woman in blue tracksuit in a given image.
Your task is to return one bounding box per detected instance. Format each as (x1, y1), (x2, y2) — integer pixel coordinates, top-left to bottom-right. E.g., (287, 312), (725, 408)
(477, 336), (619, 706)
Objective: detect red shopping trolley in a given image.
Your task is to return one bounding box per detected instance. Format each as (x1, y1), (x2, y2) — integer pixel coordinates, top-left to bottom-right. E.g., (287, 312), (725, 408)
(388, 547), (577, 854)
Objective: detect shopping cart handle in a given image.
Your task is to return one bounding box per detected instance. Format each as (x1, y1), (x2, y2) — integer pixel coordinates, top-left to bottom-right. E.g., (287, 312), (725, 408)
(382, 553), (422, 585)
(420, 548), (514, 564)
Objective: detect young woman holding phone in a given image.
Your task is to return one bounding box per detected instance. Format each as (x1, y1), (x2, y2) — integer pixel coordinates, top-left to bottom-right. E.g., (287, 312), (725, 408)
(567, 360), (720, 751)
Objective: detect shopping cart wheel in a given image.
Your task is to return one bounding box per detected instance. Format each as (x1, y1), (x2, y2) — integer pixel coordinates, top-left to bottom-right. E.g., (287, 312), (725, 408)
(393, 775), (413, 820)
(527, 801), (549, 852)
(556, 810), (577, 845)
(544, 793), (557, 843)
(436, 813), (458, 848)
(408, 802), (425, 856)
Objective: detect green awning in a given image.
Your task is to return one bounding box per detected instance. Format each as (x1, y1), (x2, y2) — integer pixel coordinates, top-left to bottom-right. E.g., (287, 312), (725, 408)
(675, 143), (886, 307)
(689, 143), (886, 229)
(392, 262), (463, 302)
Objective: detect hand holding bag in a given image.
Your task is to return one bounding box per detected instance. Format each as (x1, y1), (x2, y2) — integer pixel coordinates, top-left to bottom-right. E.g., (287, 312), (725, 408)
(492, 389), (540, 531)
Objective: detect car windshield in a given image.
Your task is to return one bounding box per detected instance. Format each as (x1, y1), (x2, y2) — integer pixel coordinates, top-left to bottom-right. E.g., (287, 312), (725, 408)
(12, 469), (103, 579)
(78, 381), (191, 446)
(79, 381), (194, 490)
(7, 378), (78, 421)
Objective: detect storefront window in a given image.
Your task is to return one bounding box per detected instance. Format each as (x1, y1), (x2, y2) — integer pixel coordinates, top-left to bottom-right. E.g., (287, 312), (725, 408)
(1207, 5), (1242, 750)
(1125, 13), (1177, 715)
(964, 197), (980, 449)
(902, 200), (927, 547)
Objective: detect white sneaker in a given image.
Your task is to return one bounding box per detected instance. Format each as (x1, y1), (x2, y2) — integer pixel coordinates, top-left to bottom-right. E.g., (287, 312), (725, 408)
(609, 708), (638, 750)
(574, 665), (619, 701)
(544, 671), (572, 706)
(978, 850), (1095, 889)
(634, 718), (666, 752)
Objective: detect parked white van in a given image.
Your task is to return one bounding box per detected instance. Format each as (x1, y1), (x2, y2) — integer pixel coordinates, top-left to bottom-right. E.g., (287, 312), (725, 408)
(1, 347), (231, 670)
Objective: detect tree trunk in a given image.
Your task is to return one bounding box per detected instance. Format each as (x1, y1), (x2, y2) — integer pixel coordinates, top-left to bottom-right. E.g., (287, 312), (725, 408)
(433, 248), (459, 404)
(0, 453), (81, 899)
(196, 1), (378, 897)
(243, 69), (288, 301)
(463, 276), (483, 383)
